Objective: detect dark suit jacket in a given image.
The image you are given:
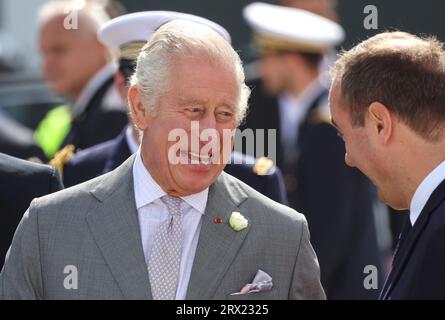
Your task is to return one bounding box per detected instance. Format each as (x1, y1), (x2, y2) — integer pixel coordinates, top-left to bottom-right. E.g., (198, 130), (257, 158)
(63, 129), (288, 205)
(241, 79), (382, 299)
(0, 112), (46, 161)
(0, 153), (63, 268)
(381, 179), (445, 300)
(60, 76), (128, 151)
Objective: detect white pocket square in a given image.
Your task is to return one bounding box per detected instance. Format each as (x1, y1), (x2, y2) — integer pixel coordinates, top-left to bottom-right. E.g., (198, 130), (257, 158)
(230, 269), (273, 295)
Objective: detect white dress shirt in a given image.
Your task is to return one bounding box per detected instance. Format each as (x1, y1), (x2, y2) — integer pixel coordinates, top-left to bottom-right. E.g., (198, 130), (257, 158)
(410, 160), (445, 226)
(132, 148), (209, 299)
(278, 78), (328, 150)
(71, 62), (125, 119)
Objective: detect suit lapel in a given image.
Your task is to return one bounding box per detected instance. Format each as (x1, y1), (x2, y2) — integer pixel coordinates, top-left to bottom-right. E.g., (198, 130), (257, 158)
(186, 173), (250, 299)
(86, 155), (152, 299)
(380, 216), (411, 299)
(382, 179), (445, 299)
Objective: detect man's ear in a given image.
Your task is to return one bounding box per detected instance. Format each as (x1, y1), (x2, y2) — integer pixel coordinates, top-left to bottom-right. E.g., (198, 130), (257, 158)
(128, 85), (150, 131)
(367, 102), (393, 145)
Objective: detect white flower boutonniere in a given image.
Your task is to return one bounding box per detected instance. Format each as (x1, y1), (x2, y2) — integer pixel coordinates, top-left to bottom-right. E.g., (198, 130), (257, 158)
(229, 212), (248, 232)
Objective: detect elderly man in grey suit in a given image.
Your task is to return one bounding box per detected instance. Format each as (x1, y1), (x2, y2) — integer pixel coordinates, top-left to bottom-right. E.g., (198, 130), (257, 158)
(0, 19), (325, 300)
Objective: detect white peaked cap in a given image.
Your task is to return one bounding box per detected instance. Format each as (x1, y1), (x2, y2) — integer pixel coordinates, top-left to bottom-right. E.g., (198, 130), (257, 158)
(99, 11), (231, 59)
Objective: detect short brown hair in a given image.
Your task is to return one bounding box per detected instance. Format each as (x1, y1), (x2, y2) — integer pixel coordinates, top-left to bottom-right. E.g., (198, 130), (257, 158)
(331, 31), (445, 141)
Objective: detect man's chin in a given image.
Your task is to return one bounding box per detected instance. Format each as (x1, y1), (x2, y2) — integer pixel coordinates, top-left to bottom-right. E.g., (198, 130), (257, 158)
(377, 188), (407, 211)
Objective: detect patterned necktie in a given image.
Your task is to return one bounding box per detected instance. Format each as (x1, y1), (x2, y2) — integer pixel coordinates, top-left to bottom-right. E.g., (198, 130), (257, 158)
(148, 195), (183, 300)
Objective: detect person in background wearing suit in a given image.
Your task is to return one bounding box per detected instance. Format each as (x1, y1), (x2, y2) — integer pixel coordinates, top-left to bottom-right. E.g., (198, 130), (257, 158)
(60, 11), (287, 205)
(0, 153), (63, 269)
(0, 18), (324, 300)
(241, 2), (382, 299)
(330, 31), (445, 300)
(35, 0), (127, 159)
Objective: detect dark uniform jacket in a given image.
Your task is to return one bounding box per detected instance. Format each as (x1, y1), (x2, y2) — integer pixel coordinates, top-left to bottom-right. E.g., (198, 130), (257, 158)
(0, 112), (46, 161)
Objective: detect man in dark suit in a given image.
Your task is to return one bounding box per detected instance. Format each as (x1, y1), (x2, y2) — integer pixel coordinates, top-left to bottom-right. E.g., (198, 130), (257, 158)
(242, 3), (382, 299)
(0, 153), (63, 268)
(35, 0), (127, 159)
(330, 31), (445, 299)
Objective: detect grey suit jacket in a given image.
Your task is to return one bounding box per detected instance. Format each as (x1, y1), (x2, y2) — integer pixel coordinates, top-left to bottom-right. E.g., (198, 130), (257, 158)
(0, 155), (325, 300)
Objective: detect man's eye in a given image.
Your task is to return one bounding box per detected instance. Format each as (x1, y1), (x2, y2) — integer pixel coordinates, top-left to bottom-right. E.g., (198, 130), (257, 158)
(216, 111), (234, 121)
(220, 111), (233, 117)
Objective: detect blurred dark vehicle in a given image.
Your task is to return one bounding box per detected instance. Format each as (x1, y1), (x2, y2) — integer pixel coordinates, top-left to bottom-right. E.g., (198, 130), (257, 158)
(0, 71), (64, 130)
(0, 71), (64, 161)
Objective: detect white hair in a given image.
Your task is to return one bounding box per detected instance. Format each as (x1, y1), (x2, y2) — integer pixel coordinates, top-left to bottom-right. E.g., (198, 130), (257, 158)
(38, 0), (110, 34)
(130, 19), (251, 126)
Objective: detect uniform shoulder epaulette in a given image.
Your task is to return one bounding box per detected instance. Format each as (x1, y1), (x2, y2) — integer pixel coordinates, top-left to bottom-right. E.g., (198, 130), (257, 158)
(253, 157), (274, 176)
(49, 144), (76, 178)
